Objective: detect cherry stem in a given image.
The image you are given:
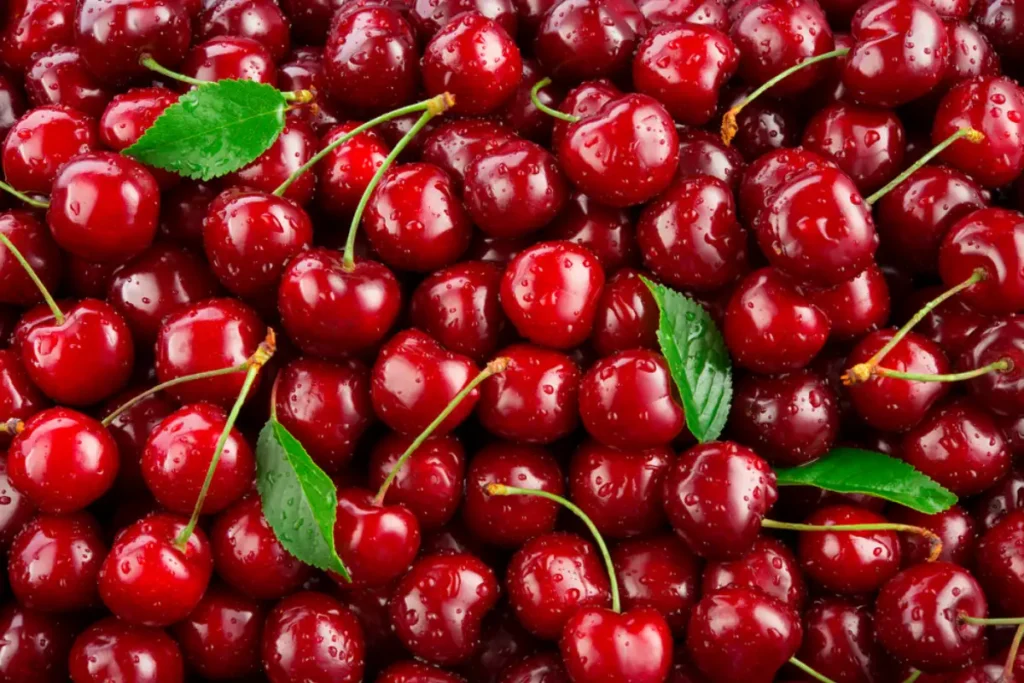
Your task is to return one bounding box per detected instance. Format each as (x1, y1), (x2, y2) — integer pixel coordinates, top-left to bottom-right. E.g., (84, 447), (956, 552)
(1005, 624), (1024, 683)
(866, 127), (985, 205)
(0, 180), (50, 210)
(843, 268), (986, 385)
(341, 93), (455, 271)
(0, 232), (63, 324)
(485, 482), (620, 613)
(871, 358), (1012, 384)
(374, 357), (509, 506)
(902, 671), (922, 683)
(173, 330), (276, 551)
(789, 657), (839, 683)
(961, 615), (1024, 627)
(762, 519), (943, 562)
(721, 47), (850, 145)
(139, 54), (313, 104)
(530, 78), (576, 123)
(0, 418), (24, 435)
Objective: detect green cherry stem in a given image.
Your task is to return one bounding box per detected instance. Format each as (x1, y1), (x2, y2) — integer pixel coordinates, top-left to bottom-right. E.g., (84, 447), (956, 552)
(902, 671), (923, 683)
(843, 268), (987, 385)
(872, 358), (1012, 384)
(0, 180), (50, 210)
(374, 356), (510, 506)
(961, 614), (1024, 627)
(866, 128), (985, 205)
(485, 482), (621, 613)
(1005, 624), (1024, 683)
(0, 232), (63, 324)
(173, 330), (276, 550)
(762, 519), (943, 561)
(341, 92), (455, 271)
(788, 657), (839, 683)
(721, 47), (851, 144)
(139, 54), (313, 103)
(530, 77), (577, 123)
(0, 418), (24, 436)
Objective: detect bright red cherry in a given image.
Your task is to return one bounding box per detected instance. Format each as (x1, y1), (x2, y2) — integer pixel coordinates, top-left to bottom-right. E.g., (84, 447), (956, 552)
(0, 0), (76, 73)
(0, 210), (62, 307)
(737, 146), (835, 225)
(172, 586), (263, 680)
(223, 120), (318, 205)
(0, 604), (76, 682)
(804, 264), (892, 341)
(535, 0), (646, 83)
(199, 0), (290, 61)
(69, 617), (185, 683)
(1, 105), (97, 194)
(316, 122), (388, 218)
(368, 432), (465, 531)
(332, 487), (421, 587)
(890, 504), (977, 566)
(421, 118), (519, 193)
(560, 607), (673, 683)
(612, 535), (700, 636)
(262, 591), (365, 683)
(797, 504), (901, 594)
(24, 47), (113, 118)
(797, 599), (894, 683)
(97, 86), (178, 188)
(939, 208), (1024, 316)
(702, 536), (807, 610)
(550, 79), (622, 149)
(180, 36), (277, 86)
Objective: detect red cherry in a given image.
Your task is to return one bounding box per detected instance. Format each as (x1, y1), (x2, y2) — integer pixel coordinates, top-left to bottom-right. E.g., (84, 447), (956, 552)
(172, 585), (264, 680)
(69, 617), (184, 683)
(959, 316), (1024, 418)
(0, 210), (62, 307)
(890, 504), (977, 566)
(796, 504), (901, 594)
(702, 536), (807, 610)
(636, 0), (729, 28)
(971, 0), (1024, 69)
(0, 0), (76, 73)
(98, 513), (213, 627)
(543, 191), (638, 272)
(24, 47), (113, 118)
(409, 0), (519, 41)
(0, 604), (75, 682)
(0, 455), (34, 549)
(501, 58), (562, 142)
(332, 487), (421, 587)
(278, 51), (339, 132)
(612, 535), (700, 636)
(180, 36), (277, 86)
(975, 469), (1024, 531)
(939, 208), (1024, 316)
(316, 122), (388, 218)
(737, 146), (835, 225)
(721, 85), (803, 162)
(590, 268), (659, 357)
(797, 599), (894, 683)
(535, 0), (646, 83)
(675, 128), (747, 190)
(974, 510), (1024, 615)
(560, 607), (673, 683)
(550, 79), (622, 150)
(262, 591), (365, 683)
(1, 105), (97, 194)
(199, 0), (290, 61)
(421, 118), (519, 193)
(97, 86), (178, 188)
(223, 120), (318, 205)
(368, 432), (465, 531)
(941, 20), (1001, 90)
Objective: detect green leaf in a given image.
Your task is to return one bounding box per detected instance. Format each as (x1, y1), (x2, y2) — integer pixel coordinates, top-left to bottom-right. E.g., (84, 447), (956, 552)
(642, 276), (732, 443)
(123, 79), (286, 181)
(256, 419), (350, 580)
(775, 448), (958, 514)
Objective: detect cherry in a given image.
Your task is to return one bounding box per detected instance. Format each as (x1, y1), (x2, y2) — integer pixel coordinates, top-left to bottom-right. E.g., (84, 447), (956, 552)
(972, 0), (1024, 69)
(549, 79), (622, 149)
(590, 269), (658, 358)
(501, 59), (561, 143)
(560, 607), (673, 683)
(702, 536), (807, 610)
(720, 85), (802, 162)
(507, 532), (612, 639)
(262, 591), (365, 683)
(933, 76), (1024, 188)
(278, 250), (401, 358)
(797, 598), (894, 683)
(389, 553), (500, 665)
(421, 119), (519, 193)
(569, 441), (672, 538)
(24, 47), (113, 118)
(223, 120), (318, 205)
(158, 180), (216, 250)
(636, 0), (729, 28)
(1, 105), (96, 194)
(423, 13), (522, 116)
(892, 505), (975, 569)
(278, 51), (339, 132)
(675, 128), (746, 191)
(0, 0), (76, 73)
(543, 191), (637, 272)
(316, 122), (388, 218)
(180, 36), (277, 86)
(941, 20), (1001, 90)
(939, 208), (1024, 316)
(199, 0), (290, 62)
(0, 346), (48, 434)
(662, 441), (778, 560)
(737, 146), (835, 225)
(637, 175), (746, 292)
(974, 510), (1024, 616)
(685, 587), (802, 682)
(380, 661), (468, 683)
(154, 298), (264, 407)
(874, 562), (987, 672)
(409, 0), (518, 41)
(69, 617), (185, 683)
(974, 469), (1024, 531)
(368, 432), (464, 530)
(534, 0), (646, 83)
(172, 585), (263, 679)
(98, 513), (212, 627)
(97, 86), (175, 149)
(499, 653), (570, 683)
(612, 535), (700, 636)
(464, 442), (564, 547)
(557, 94), (679, 208)
(332, 487), (421, 587)
(0, 211), (62, 307)
(0, 604), (75, 682)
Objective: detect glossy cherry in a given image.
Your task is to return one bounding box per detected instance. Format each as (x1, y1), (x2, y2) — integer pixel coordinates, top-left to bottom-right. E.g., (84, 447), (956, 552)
(974, 469), (1024, 531)
(0, 0), (76, 73)
(97, 86), (178, 187)
(69, 617), (185, 683)
(959, 316), (1024, 418)
(409, 0), (518, 40)
(972, 0), (1024, 69)
(721, 85), (802, 162)
(534, 0), (646, 83)
(737, 146), (835, 225)
(262, 591), (365, 683)
(223, 119), (318, 205)
(180, 36), (276, 86)
(612, 535), (700, 636)
(560, 607), (674, 683)
(543, 192), (637, 272)
(24, 47), (113, 118)
(332, 487), (421, 587)
(0, 348), (48, 443)
(368, 432), (465, 531)
(0, 211), (62, 307)
(939, 208), (1024, 316)
(172, 586), (264, 679)
(590, 269), (658, 357)
(796, 504), (902, 594)
(675, 128), (746, 190)
(803, 266), (890, 343)
(974, 510), (1024, 616)
(890, 504), (977, 566)
(550, 79), (622, 149)
(797, 599), (893, 683)
(199, 0), (290, 61)
(316, 122), (388, 218)
(0, 604), (76, 682)
(701, 536), (807, 610)
(421, 119), (519, 193)
(1, 105), (97, 194)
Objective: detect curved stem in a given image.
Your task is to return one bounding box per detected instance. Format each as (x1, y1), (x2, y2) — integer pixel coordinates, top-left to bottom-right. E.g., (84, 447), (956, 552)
(789, 657), (838, 683)
(843, 268), (986, 385)
(872, 358), (1011, 384)
(342, 93), (454, 270)
(530, 78), (577, 123)
(721, 47), (850, 144)
(101, 362), (249, 427)
(902, 671), (922, 683)
(1004, 624), (1024, 683)
(867, 128), (984, 205)
(961, 615), (1024, 627)
(0, 180), (50, 210)
(174, 331), (276, 551)
(0, 232), (63, 324)
(485, 483), (620, 613)
(140, 54), (207, 88)
(0, 418), (24, 436)
(374, 357), (509, 506)
(762, 519), (943, 562)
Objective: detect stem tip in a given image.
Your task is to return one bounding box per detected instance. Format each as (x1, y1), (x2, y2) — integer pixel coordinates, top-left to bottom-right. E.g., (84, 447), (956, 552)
(486, 482), (508, 496)
(721, 109), (739, 145)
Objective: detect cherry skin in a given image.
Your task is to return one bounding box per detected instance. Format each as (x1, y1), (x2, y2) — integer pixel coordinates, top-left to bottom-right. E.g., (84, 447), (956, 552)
(557, 94), (679, 208)
(24, 47), (113, 119)
(0, 0), (76, 73)
(570, 441), (673, 538)
(422, 13), (522, 116)
(1, 104), (97, 194)
(507, 532), (612, 640)
(973, 469), (1024, 531)
(636, 0), (729, 28)
(890, 504), (977, 566)
(180, 36), (277, 86)
(550, 79), (623, 149)
(797, 504), (901, 594)
(158, 181), (216, 250)
(810, 268), (894, 344)
(737, 146), (835, 225)
(579, 349), (685, 450)
(675, 128), (747, 190)
(409, 0), (518, 41)
(0, 349), (48, 445)
(560, 607), (673, 683)
(702, 536), (808, 610)
(69, 617), (184, 683)
(379, 661), (468, 683)
(172, 586), (264, 680)
(332, 487), (421, 587)
(543, 191), (637, 272)
(686, 587), (802, 683)
(637, 175), (746, 292)
(974, 510), (1024, 615)
(389, 553), (500, 665)
(590, 268), (659, 357)
(463, 442), (564, 548)
(612, 535), (701, 636)
(535, 0), (646, 83)
(721, 85), (803, 162)
(421, 119), (519, 193)
(874, 562), (987, 673)
(501, 58), (561, 143)
(959, 316), (1024, 418)
(8, 407), (118, 513)
(199, 0), (290, 61)
(940, 20), (1001, 90)
(316, 122), (388, 218)
(499, 653), (570, 683)
(262, 591), (365, 683)
(0, 604), (76, 682)
(662, 441), (778, 560)
(797, 599), (894, 683)
(0, 210), (62, 307)
(368, 432), (465, 531)
(223, 119), (318, 205)
(971, 0), (1024, 69)
(98, 513), (213, 627)
(939, 208), (1024, 316)
(154, 298), (264, 407)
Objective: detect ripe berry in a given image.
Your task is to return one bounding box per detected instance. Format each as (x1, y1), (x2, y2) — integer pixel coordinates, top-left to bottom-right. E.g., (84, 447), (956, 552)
(181, 36), (277, 86)
(199, 0), (291, 61)
(332, 487), (421, 587)
(974, 511), (1024, 615)
(702, 536), (807, 610)
(939, 208), (1024, 316)
(0, 211), (62, 307)
(535, 0), (646, 83)
(316, 122), (389, 218)
(24, 47), (113, 119)
(797, 505), (902, 594)
(560, 607), (673, 683)
(1, 105), (97, 194)
(0, 604), (76, 682)
(797, 599), (894, 683)
(368, 433), (465, 531)
(262, 591), (365, 683)
(172, 586), (264, 679)
(612, 535), (700, 636)
(801, 101), (906, 193)
(223, 120), (318, 205)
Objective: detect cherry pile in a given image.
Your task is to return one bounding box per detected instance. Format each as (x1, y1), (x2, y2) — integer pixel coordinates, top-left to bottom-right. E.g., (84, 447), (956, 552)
(2, 0), (1024, 680)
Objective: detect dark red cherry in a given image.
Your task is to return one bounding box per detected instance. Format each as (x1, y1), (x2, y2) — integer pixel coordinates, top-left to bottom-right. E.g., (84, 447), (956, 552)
(70, 617), (184, 683)
(0, 604), (75, 682)
(874, 562), (987, 673)
(0, 453), (32, 548)
(933, 76), (1024, 188)
(974, 510), (1024, 616)
(560, 607), (673, 683)
(723, 268), (831, 374)
(363, 162), (473, 272)
(74, 0), (191, 86)
(336, 583), (404, 672)
(542, 191), (638, 272)
(0, 210), (62, 307)
(939, 208), (1024, 316)
(797, 599), (894, 683)
(380, 661), (468, 683)
(316, 122), (388, 218)
(590, 268), (659, 358)
(389, 553), (500, 665)
(499, 652), (570, 683)
(421, 119), (519, 194)
(570, 440), (672, 538)
(612, 535), (700, 636)
(0, 74), (25, 153)
(890, 504), (977, 566)
(24, 47), (112, 118)
(662, 441), (778, 560)
(223, 120), (318, 205)
(464, 602), (541, 681)
(500, 240), (605, 350)
(579, 349), (685, 450)
(0, 0), (76, 73)
(278, 51), (339, 132)
(959, 316), (1024, 418)
(423, 13), (522, 116)
(675, 128), (746, 190)
(702, 536), (807, 610)
(550, 79), (622, 149)
(262, 591), (365, 683)
(941, 20), (1001, 90)
(721, 85), (802, 162)
(332, 487), (421, 587)
(737, 146), (835, 225)
(98, 513), (212, 627)
(1, 105), (96, 194)
(278, 251), (401, 358)
(797, 504), (901, 595)
(686, 587), (802, 682)
(535, 0), (646, 83)
(368, 432), (465, 531)
(180, 36), (277, 86)
(557, 94), (679, 208)
(507, 532), (612, 639)
(159, 181), (216, 250)
(0, 350), (47, 445)
(501, 59), (562, 143)
(171, 586), (262, 680)
(199, 0), (290, 61)
(66, 255), (119, 299)
(637, 175), (746, 292)
(971, 0), (1024, 69)
(409, 0), (518, 41)
(464, 442), (564, 548)
(636, 0), (729, 28)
